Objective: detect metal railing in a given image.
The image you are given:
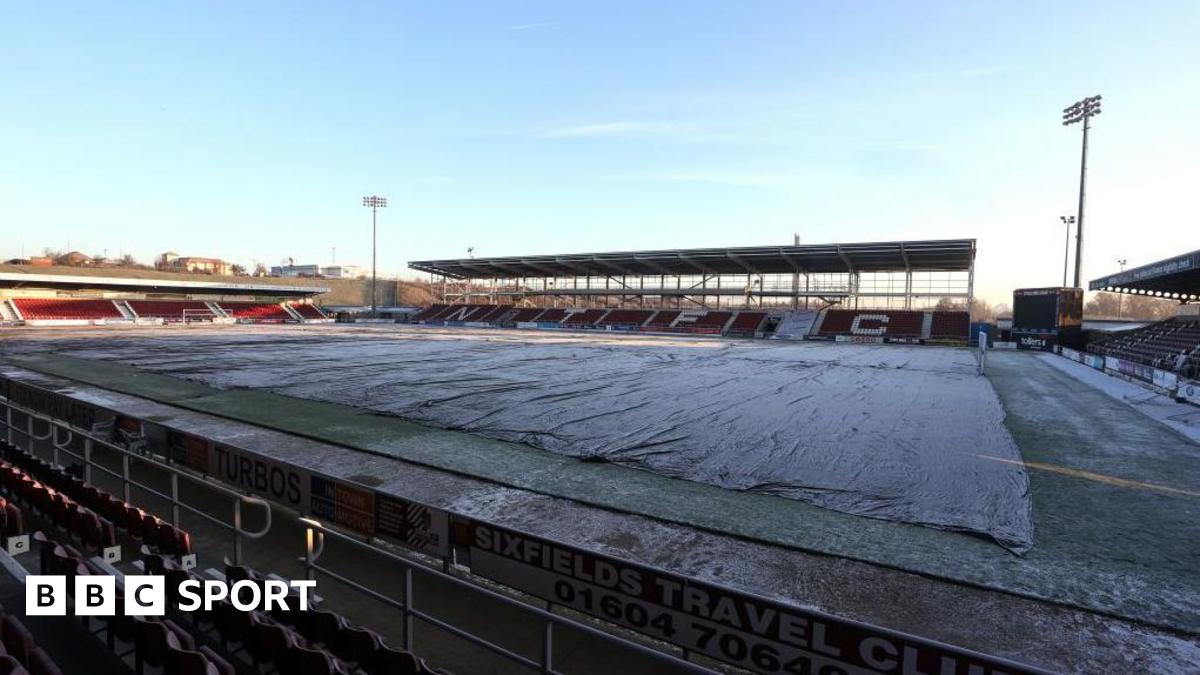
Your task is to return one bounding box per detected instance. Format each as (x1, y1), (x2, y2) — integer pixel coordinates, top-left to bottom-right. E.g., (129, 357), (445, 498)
(0, 383), (1055, 675)
(1, 400), (273, 565)
(299, 518), (713, 675)
(0, 395), (713, 674)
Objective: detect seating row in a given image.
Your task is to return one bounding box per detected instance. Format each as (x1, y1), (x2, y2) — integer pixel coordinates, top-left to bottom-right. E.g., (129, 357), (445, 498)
(1, 442), (191, 560)
(0, 603), (62, 675)
(1, 440), (443, 674)
(7, 299), (329, 323)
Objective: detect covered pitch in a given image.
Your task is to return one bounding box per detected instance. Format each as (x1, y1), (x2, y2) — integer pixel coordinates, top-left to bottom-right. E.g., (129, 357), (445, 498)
(0, 325), (1030, 550)
(1, 324), (1198, 671)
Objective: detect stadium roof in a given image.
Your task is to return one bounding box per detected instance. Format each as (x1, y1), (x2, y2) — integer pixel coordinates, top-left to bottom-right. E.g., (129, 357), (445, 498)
(0, 272), (327, 297)
(409, 238), (975, 279)
(1089, 249), (1200, 300)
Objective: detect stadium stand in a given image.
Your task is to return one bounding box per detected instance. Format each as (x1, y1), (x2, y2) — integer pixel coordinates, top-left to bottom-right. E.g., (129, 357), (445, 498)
(411, 305), (449, 322)
(470, 305), (511, 322)
(0, 437), (446, 675)
(666, 311), (732, 334)
(642, 310), (679, 329)
(458, 305), (495, 321)
(0, 608), (67, 675)
(930, 311), (970, 341)
(402, 303), (973, 343)
(288, 304), (328, 320)
(12, 299), (123, 321)
(819, 309), (925, 338)
(127, 300), (215, 322)
(436, 304), (490, 321)
(534, 308), (568, 324)
(427, 305), (460, 321)
(595, 309), (655, 328)
(726, 311), (767, 337)
(0, 444), (188, 560)
(1088, 318), (1200, 377)
(218, 302), (293, 322)
(507, 308), (545, 322)
(561, 309), (607, 328)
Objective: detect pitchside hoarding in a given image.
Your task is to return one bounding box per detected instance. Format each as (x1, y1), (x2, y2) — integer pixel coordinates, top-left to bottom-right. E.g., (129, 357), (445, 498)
(0, 374), (1048, 675)
(458, 521), (1047, 675)
(0, 375), (448, 558)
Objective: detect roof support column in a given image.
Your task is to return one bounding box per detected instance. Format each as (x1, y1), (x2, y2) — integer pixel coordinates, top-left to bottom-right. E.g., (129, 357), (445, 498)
(967, 257), (976, 317)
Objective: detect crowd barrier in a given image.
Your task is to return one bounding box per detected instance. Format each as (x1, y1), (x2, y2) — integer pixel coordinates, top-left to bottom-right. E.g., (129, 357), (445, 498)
(0, 373), (1051, 675)
(1056, 346), (1195, 403)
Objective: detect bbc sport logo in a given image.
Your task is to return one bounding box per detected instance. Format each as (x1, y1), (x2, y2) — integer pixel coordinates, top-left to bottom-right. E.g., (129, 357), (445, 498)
(27, 574), (316, 616)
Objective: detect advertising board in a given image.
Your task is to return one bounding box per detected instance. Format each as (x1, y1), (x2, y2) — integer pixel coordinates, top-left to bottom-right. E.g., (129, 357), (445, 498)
(459, 521), (1043, 675)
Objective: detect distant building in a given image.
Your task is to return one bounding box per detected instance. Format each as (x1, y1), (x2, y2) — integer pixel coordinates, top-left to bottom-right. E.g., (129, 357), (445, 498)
(157, 252), (233, 275)
(270, 264), (321, 277)
(320, 265), (365, 279)
(269, 264), (365, 279)
(57, 251), (93, 266)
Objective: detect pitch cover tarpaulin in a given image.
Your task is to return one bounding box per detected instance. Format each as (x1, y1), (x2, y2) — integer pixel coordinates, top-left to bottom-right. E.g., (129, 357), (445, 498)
(47, 330), (1035, 552)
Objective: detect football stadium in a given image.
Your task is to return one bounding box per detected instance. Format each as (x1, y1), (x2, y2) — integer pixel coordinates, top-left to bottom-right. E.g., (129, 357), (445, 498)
(0, 240), (1197, 675)
(5, 4), (1200, 673)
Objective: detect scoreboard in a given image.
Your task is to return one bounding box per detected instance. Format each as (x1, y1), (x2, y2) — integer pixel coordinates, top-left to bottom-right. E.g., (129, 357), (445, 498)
(1012, 287), (1083, 350)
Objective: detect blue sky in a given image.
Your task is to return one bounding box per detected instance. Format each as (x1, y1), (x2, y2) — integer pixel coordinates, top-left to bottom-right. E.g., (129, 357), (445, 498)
(2, 1), (1197, 304)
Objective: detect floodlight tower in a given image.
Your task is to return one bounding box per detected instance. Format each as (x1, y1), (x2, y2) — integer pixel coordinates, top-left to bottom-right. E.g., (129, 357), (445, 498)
(1117, 258), (1127, 319)
(1059, 215), (1075, 287)
(362, 195), (388, 315)
(1062, 94), (1102, 288)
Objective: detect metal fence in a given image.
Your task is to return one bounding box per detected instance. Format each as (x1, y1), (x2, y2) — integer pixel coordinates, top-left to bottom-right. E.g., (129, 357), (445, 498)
(0, 396), (715, 674)
(3, 401), (272, 564)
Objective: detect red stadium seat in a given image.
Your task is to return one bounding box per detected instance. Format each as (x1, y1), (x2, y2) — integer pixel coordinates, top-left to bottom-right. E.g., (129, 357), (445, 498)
(0, 616), (33, 666)
(12, 299), (123, 321)
(595, 309), (654, 328)
(127, 301), (215, 322)
(929, 311), (970, 340)
(534, 309), (568, 324)
(508, 308), (546, 322)
(26, 647), (61, 675)
(643, 310), (680, 329)
(727, 311), (767, 336)
(0, 655), (28, 675)
(218, 302), (293, 322)
(818, 309), (925, 338)
(411, 304), (448, 321)
(1088, 318), (1200, 376)
(562, 309), (607, 327)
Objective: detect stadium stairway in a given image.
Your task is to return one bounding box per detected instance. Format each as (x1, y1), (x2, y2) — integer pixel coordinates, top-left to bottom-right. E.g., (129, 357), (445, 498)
(113, 301), (137, 321)
(771, 310), (818, 339)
